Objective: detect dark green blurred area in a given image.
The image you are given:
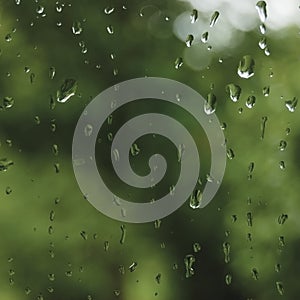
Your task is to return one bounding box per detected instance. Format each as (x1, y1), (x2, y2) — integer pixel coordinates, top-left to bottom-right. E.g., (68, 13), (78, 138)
(0, 0), (299, 299)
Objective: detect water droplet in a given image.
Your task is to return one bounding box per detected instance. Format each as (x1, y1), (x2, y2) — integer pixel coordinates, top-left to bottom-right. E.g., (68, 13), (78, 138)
(184, 254), (195, 278)
(256, 1), (267, 23)
(49, 67), (56, 80)
(279, 161), (285, 170)
(231, 215), (237, 223)
(177, 143), (185, 162)
(80, 230), (88, 240)
(25, 287), (31, 295)
(130, 143), (140, 156)
(204, 92), (217, 115)
(261, 116), (268, 139)
(193, 242), (201, 253)
(201, 31), (208, 43)
(120, 225), (126, 244)
(247, 212), (253, 227)
(279, 236), (285, 247)
(225, 274), (232, 285)
(36, 5), (44, 14)
(114, 290), (121, 297)
(84, 124), (93, 137)
(210, 11), (220, 27)
(246, 95), (256, 108)
(223, 242), (230, 263)
(0, 158), (14, 172)
(56, 79), (77, 103)
(72, 21), (83, 35)
(278, 214), (288, 225)
(226, 83), (241, 102)
(258, 37), (267, 49)
(189, 189), (202, 209)
(260, 23), (266, 34)
(155, 273), (161, 284)
(278, 140), (287, 151)
(129, 262), (138, 272)
(104, 241), (109, 251)
(275, 263), (281, 273)
(106, 25), (114, 34)
(285, 97), (298, 112)
(190, 9), (198, 23)
(238, 55), (255, 79)
(104, 6), (114, 15)
(5, 34), (12, 42)
(251, 268), (259, 280)
(175, 57), (183, 69)
(3, 96), (14, 109)
(65, 270), (72, 277)
(52, 144), (59, 156)
(50, 210), (55, 221)
(15, 0), (21, 5)
(118, 265), (125, 275)
(263, 86), (270, 97)
(185, 34), (194, 47)
(276, 281), (284, 295)
(48, 273), (55, 281)
(227, 148), (235, 160)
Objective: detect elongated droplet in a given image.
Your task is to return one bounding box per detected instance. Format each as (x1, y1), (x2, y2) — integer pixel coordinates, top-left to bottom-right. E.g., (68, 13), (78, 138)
(120, 225), (126, 244)
(261, 116), (267, 139)
(225, 274), (232, 285)
(247, 212), (253, 227)
(191, 9), (198, 23)
(227, 148), (235, 160)
(223, 242), (230, 263)
(204, 92), (217, 115)
(201, 31), (208, 43)
(263, 86), (270, 97)
(210, 11), (220, 27)
(256, 1), (267, 23)
(278, 213), (288, 225)
(189, 189), (202, 209)
(276, 281), (284, 295)
(49, 67), (56, 80)
(226, 83), (241, 102)
(238, 55), (255, 79)
(184, 254), (195, 278)
(129, 262), (138, 272)
(56, 79), (77, 103)
(185, 34), (194, 47)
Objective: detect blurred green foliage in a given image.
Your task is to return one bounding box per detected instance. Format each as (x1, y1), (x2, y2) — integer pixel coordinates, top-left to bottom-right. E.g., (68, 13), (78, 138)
(0, 0), (299, 299)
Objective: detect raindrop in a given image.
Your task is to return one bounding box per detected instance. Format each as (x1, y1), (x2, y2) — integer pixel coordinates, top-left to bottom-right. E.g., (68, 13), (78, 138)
(193, 242), (201, 253)
(261, 116), (268, 139)
(246, 95), (256, 108)
(204, 92), (217, 115)
(278, 214), (288, 225)
(275, 263), (281, 273)
(104, 241), (109, 251)
(279, 161), (285, 170)
(226, 83), (241, 102)
(175, 57), (183, 69)
(247, 212), (253, 227)
(129, 262), (138, 272)
(285, 97), (298, 112)
(54, 163), (60, 173)
(201, 31), (208, 43)
(25, 287), (31, 295)
(210, 11), (220, 27)
(106, 25), (114, 34)
(237, 55), (255, 79)
(189, 189), (202, 209)
(155, 273), (161, 284)
(104, 6), (114, 15)
(190, 9), (198, 23)
(48, 273), (55, 281)
(154, 219), (161, 229)
(120, 225), (126, 244)
(50, 210), (55, 221)
(80, 230), (88, 240)
(3, 97), (14, 109)
(251, 268), (259, 280)
(56, 79), (77, 103)
(184, 254), (195, 278)
(258, 37), (267, 49)
(52, 144), (59, 156)
(225, 274), (232, 285)
(34, 116), (40, 125)
(0, 158), (14, 172)
(49, 67), (56, 80)
(5, 34), (12, 42)
(231, 215), (237, 223)
(227, 148), (235, 160)
(256, 1), (267, 23)
(278, 140), (287, 151)
(72, 21), (83, 35)
(279, 236), (285, 247)
(223, 242), (230, 263)
(276, 281), (284, 295)
(36, 5), (44, 14)
(259, 24), (266, 34)
(263, 86), (270, 97)
(185, 34), (194, 47)
(84, 124), (93, 137)
(130, 143), (140, 156)
(118, 265), (125, 275)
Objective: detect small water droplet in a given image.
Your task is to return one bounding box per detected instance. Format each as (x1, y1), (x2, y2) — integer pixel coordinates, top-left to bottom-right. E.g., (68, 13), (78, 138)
(276, 281), (284, 295)
(210, 11), (220, 27)
(184, 254), (195, 278)
(278, 140), (287, 151)
(238, 55), (255, 79)
(175, 57), (183, 69)
(225, 274), (232, 285)
(106, 25), (114, 34)
(49, 67), (56, 80)
(279, 161), (285, 170)
(72, 21), (83, 35)
(104, 6), (114, 15)
(0, 158), (14, 172)
(263, 86), (270, 97)
(227, 148), (235, 160)
(191, 9), (198, 23)
(204, 92), (217, 115)
(80, 230), (88, 240)
(155, 273), (161, 284)
(256, 1), (267, 23)
(258, 37), (267, 49)
(56, 79), (77, 103)
(275, 263), (281, 273)
(278, 214), (288, 225)
(3, 97), (14, 109)
(223, 242), (230, 263)
(104, 241), (109, 251)
(130, 143), (140, 156)
(36, 5), (44, 14)
(285, 97), (298, 112)
(189, 189), (202, 209)
(261, 116), (268, 139)
(129, 262), (138, 272)
(185, 34), (194, 47)
(247, 212), (253, 227)
(259, 23), (266, 34)
(251, 268), (259, 280)
(226, 83), (241, 102)
(193, 242), (201, 253)
(246, 95), (256, 108)
(201, 31), (208, 43)
(120, 225), (126, 244)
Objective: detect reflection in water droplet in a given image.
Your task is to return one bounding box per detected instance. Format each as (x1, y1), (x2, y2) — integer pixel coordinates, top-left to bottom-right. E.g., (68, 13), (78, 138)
(238, 55), (255, 79)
